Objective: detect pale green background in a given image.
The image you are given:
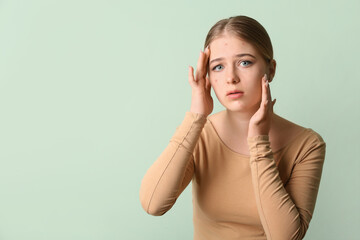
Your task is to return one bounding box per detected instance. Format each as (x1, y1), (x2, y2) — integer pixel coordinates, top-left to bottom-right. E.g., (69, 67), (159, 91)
(0, 0), (359, 239)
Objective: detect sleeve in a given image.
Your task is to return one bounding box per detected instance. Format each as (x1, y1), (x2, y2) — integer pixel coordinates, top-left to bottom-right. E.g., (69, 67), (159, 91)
(247, 133), (326, 240)
(139, 112), (207, 216)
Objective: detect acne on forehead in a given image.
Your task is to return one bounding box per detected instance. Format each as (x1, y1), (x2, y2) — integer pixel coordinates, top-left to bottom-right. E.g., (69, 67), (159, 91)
(209, 36), (261, 62)
(211, 36), (253, 51)
(221, 42), (246, 47)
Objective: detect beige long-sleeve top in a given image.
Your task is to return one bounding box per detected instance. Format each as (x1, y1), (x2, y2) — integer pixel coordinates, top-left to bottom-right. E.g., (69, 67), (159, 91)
(140, 112), (326, 240)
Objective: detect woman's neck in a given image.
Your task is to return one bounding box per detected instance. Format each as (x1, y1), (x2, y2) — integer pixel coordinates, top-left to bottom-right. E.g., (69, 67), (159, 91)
(223, 108), (277, 137)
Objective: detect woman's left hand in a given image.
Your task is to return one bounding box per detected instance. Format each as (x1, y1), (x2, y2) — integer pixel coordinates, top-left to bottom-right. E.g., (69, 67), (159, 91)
(248, 74), (276, 138)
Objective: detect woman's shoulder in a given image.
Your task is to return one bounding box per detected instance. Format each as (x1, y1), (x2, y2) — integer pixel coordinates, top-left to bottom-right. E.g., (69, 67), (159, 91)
(194, 111), (226, 147)
(279, 123), (326, 164)
(203, 111), (229, 139)
(275, 115), (324, 141)
(273, 114), (326, 153)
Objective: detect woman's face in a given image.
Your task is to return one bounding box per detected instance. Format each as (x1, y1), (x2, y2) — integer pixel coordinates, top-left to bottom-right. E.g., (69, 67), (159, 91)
(208, 33), (274, 113)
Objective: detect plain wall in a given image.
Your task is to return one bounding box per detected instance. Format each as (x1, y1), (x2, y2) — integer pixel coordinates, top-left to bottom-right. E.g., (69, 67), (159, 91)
(0, 0), (359, 239)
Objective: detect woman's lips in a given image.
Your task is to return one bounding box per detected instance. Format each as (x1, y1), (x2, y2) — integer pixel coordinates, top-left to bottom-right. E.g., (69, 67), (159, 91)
(227, 91), (244, 99)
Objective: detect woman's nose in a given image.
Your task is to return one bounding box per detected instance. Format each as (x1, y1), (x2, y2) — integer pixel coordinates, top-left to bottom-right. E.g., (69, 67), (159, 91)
(226, 68), (240, 84)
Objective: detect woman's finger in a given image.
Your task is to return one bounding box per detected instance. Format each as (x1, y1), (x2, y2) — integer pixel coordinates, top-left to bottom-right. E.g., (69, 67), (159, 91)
(195, 50), (205, 82)
(195, 46), (210, 83)
(267, 76), (272, 103)
(188, 66), (196, 86)
(272, 98), (277, 107)
(261, 74), (268, 107)
(203, 46), (210, 74)
(205, 76), (211, 92)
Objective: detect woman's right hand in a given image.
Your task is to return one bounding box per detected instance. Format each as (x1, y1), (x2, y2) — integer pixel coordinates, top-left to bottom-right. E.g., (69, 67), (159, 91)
(188, 46), (213, 117)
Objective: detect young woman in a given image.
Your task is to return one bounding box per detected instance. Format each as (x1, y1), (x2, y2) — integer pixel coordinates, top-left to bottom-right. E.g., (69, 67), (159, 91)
(140, 15), (326, 240)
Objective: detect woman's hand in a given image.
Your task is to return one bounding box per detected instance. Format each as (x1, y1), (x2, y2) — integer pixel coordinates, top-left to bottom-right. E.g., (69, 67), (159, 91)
(248, 74), (277, 138)
(188, 47), (213, 117)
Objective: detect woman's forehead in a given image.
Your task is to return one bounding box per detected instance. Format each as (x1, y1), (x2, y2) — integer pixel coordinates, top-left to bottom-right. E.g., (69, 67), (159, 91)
(209, 36), (259, 60)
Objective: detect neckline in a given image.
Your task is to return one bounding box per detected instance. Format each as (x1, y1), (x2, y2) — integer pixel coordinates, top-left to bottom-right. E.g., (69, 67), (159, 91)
(206, 118), (309, 158)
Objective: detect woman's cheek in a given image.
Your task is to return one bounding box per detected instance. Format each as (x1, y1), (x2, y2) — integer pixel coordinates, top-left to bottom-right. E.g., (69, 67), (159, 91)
(209, 73), (218, 83)
(209, 79), (224, 101)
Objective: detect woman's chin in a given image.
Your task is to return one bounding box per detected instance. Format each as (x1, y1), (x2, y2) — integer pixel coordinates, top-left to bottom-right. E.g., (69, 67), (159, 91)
(220, 101), (259, 113)
(226, 107), (248, 113)
(221, 102), (247, 112)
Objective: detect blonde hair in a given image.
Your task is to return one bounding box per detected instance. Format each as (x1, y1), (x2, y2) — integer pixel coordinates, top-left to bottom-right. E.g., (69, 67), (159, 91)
(204, 15), (273, 63)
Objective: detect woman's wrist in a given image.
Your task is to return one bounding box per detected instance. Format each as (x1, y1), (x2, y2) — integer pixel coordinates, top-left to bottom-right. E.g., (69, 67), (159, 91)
(189, 108), (209, 118)
(247, 129), (269, 139)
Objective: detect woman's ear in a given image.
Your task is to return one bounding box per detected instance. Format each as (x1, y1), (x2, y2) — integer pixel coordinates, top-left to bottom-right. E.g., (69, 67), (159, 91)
(268, 59), (276, 82)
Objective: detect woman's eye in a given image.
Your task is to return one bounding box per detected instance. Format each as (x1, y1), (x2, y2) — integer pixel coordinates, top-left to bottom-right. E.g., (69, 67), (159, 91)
(212, 65), (224, 71)
(239, 60), (252, 67)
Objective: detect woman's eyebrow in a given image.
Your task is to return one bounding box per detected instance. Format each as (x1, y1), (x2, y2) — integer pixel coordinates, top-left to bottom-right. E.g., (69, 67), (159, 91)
(209, 53), (256, 64)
